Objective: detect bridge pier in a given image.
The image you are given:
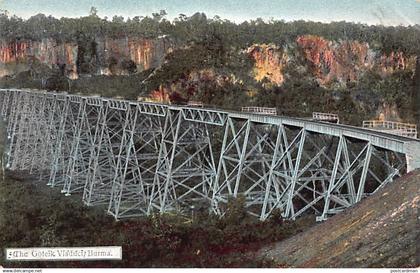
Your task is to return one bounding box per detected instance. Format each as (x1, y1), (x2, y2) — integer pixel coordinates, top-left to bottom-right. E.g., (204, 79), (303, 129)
(9, 92), (47, 171)
(212, 118), (279, 218)
(405, 142), (420, 173)
(108, 106), (163, 219)
(48, 94), (71, 187)
(63, 97), (103, 196)
(318, 137), (405, 221)
(0, 90), (11, 119)
(83, 100), (129, 206)
(149, 108), (217, 214)
(35, 93), (59, 181)
(6, 91), (25, 169)
(260, 128), (334, 220)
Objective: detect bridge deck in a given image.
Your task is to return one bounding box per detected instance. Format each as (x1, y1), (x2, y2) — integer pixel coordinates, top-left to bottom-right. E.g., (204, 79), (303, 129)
(5, 88), (420, 153)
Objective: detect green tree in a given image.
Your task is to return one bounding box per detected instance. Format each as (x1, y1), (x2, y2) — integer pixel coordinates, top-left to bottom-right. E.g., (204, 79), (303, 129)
(89, 6), (98, 17)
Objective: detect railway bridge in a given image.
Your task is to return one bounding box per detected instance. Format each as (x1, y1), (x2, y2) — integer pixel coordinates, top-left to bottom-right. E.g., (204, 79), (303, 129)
(1, 89), (419, 221)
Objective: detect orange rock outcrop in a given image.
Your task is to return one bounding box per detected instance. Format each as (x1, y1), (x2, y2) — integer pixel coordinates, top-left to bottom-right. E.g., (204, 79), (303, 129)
(248, 35), (415, 87)
(0, 36), (172, 78)
(296, 35), (415, 85)
(0, 39), (78, 79)
(248, 44), (287, 85)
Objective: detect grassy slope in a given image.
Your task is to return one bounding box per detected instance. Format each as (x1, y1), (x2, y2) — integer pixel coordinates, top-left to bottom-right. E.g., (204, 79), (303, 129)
(259, 170), (420, 268)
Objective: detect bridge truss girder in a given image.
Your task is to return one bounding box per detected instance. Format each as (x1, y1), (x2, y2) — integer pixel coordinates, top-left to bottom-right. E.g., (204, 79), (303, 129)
(0, 89), (417, 222)
(211, 118), (406, 221)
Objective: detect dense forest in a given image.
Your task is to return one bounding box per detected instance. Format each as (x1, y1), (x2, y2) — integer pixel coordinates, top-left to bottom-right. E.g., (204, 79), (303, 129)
(1, 9), (419, 54)
(0, 9), (419, 125)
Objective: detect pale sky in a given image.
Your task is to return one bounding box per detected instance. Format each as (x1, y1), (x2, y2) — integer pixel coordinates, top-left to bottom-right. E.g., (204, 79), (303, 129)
(1, 0), (419, 26)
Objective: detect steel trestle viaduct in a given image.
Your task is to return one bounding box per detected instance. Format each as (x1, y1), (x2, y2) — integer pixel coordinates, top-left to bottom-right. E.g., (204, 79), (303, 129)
(1, 89), (420, 221)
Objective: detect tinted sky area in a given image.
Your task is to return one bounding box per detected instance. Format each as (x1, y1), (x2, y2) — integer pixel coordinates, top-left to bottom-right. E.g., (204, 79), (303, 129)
(1, 0), (419, 26)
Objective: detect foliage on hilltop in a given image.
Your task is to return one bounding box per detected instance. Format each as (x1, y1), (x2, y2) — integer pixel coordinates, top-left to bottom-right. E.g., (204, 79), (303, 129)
(1, 10), (419, 55)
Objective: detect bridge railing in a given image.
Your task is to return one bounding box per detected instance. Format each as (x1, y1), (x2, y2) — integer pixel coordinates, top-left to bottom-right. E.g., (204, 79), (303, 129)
(187, 101), (204, 107)
(312, 112), (339, 123)
(241, 106), (277, 115)
(363, 120), (418, 139)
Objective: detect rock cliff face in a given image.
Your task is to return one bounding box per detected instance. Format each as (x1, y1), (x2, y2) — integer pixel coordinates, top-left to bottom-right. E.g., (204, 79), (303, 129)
(0, 39), (78, 79)
(247, 44), (287, 85)
(248, 35), (415, 86)
(94, 36), (171, 75)
(0, 36), (172, 79)
(296, 35), (374, 85)
(378, 51), (413, 76)
(2, 34), (414, 88)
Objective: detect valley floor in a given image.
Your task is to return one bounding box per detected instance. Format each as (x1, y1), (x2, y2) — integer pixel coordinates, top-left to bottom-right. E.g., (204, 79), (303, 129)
(0, 155), (418, 267)
(0, 171), (314, 268)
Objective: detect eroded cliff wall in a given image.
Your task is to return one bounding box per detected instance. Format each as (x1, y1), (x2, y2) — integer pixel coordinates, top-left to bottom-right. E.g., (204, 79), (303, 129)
(0, 36), (172, 78)
(249, 35), (415, 87)
(0, 39), (78, 79)
(247, 44), (287, 85)
(94, 36), (171, 75)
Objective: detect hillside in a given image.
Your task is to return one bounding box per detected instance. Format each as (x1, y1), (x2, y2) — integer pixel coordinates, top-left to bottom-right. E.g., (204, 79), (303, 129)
(258, 170), (420, 268)
(1, 12), (419, 126)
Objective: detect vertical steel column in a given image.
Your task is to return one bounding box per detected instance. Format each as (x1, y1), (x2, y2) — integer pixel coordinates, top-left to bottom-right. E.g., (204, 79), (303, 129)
(260, 124), (283, 220)
(108, 104), (138, 218)
(6, 91), (25, 168)
(0, 90), (5, 118)
(319, 135), (345, 220)
(83, 100), (110, 205)
(356, 143), (373, 202)
(62, 97), (87, 195)
(211, 118), (230, 215)
(7, 91), (21, 136)
(51, 95), (84, 187)
(212, 118), (251, 214)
